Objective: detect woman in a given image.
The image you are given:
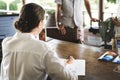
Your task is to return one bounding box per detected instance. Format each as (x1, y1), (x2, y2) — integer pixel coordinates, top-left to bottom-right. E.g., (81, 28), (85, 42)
(1, 3), (77, 80)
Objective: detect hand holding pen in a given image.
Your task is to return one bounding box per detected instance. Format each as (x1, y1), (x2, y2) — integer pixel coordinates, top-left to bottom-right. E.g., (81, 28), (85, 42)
(66, 56), (75, 64)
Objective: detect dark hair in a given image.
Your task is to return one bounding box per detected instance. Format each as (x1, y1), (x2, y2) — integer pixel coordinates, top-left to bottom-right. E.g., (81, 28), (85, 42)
(15, 3), (45, 32)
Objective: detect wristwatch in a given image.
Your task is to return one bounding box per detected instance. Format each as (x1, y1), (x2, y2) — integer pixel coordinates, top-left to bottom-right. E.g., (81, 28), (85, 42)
(56, 22), (63, 26)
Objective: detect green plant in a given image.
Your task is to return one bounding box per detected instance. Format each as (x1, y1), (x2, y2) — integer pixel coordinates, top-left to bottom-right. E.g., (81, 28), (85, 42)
(107, 0), (116, 3)
(9, 0), (20, 10)
(46, 9), (55, 15)
(0, 1), (7, 10)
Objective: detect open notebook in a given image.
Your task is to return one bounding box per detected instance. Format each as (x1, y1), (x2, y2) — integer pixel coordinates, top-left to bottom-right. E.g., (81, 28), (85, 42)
(60, 59), (86, 76)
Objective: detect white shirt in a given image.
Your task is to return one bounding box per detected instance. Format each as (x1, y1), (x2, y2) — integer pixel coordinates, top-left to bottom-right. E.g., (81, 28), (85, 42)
(1, 32), (78, 80)
(55, 0), (83, 28)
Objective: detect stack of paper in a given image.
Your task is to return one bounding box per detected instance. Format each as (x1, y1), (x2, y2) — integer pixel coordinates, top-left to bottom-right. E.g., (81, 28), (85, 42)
(60, 59), (86, 76)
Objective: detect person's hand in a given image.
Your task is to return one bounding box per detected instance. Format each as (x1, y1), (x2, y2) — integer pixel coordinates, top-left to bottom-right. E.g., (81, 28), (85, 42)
(66, 56), (75, 64)
(112, 17), (120, 26)
(91, 17), (99, 22)
(57, 25), (66, 35)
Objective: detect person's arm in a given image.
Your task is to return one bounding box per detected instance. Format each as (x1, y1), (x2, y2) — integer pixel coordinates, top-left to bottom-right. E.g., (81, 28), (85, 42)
(84, 0), (99, 22)
(55, 4), (62, 24)
(44, 51), (78, 80)
(55, 4), (66, 35)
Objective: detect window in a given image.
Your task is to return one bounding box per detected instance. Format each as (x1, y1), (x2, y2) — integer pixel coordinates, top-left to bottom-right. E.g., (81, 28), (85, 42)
(104, 0), (119, 20)
(25, 0), (56, 10)
(0, 0), (119, 27)
(0, 0), (22, 14)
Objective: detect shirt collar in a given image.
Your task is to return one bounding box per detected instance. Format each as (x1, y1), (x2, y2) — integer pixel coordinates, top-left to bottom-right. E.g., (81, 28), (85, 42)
(13, 32), (39, 40)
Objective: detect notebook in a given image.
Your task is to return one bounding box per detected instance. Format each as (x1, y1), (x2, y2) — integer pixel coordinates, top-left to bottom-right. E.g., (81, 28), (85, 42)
(60, 59), (86, 76)
(98, 51), (120, 64)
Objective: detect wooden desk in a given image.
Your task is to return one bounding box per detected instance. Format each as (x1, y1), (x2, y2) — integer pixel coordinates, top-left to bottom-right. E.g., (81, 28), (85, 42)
(47, 39), (120, 80)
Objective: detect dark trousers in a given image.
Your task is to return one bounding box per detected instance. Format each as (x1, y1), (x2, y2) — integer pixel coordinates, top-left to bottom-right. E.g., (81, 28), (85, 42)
(46, 27), (79, 43)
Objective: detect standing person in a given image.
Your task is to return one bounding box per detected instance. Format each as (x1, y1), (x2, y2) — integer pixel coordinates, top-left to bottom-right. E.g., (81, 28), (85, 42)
(55, 0), (99, 43)
(1, 3), (78, 80)
(111, 2), (120, 52)
(112, 2), (120, 70)
(112, 2), (120, 36)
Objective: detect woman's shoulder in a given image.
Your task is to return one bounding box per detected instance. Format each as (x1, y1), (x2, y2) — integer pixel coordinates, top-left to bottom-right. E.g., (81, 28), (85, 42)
(2, 37), (12, 43)
(29, 39), (50, 52)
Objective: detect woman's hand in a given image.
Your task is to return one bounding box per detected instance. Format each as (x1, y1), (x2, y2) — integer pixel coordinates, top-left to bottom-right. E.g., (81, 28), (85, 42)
(66, 56), (75, 64)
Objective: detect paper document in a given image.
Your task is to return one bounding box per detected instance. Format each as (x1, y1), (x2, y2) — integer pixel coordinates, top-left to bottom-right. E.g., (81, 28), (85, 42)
(60, 59), (86, 76)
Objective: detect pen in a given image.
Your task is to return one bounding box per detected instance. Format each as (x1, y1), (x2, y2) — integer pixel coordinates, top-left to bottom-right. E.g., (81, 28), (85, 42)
(66, 56), (71, 59)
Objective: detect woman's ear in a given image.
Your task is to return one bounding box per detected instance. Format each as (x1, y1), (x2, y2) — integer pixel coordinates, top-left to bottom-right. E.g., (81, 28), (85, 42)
(36, 20), (44, 34)
(39, 20), (43, 27)
(38, 20), (44, 30)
